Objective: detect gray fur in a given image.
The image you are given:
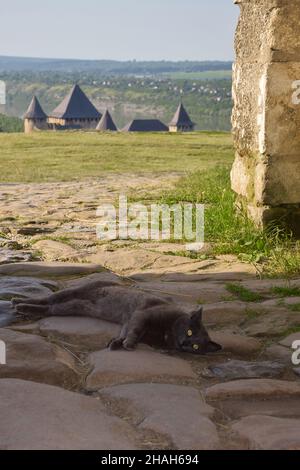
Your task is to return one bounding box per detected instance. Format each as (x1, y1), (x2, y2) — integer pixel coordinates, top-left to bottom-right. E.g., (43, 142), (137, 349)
(13, 279), (221, 354)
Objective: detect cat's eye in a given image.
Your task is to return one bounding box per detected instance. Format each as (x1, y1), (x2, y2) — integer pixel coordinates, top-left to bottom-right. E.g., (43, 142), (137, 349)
(193, 344), (199, 350)
(187, 329), (193, 337)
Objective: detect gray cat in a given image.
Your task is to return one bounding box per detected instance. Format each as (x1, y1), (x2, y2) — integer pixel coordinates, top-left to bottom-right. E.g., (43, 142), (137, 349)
(13, 279), (222, 354)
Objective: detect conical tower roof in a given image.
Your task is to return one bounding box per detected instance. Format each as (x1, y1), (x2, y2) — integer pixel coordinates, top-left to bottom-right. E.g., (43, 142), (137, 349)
(96, 109), (117, 131)
(24, 96), (47, 119)
(169, 103), (194, 127)
(50, 84), (101, 120)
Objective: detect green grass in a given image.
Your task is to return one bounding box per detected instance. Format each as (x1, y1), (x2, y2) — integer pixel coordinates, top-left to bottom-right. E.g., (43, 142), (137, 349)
(0, 131), (233, 183)
(0, 130), (299, 278)
(226, 283), (264, 303)
(271, 286), (300, 297)
(280, 326), (300, 338)
(154, 166), (300, 278)
(287, 304), (300, 312)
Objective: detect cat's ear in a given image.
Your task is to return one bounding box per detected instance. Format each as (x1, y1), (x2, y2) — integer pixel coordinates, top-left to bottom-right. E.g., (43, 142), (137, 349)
(206, 341), (222, 353)
(190, 306), (203, 326)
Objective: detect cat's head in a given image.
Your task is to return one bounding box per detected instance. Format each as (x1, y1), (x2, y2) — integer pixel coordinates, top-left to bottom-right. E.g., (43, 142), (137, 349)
(174, 306), (222, 355)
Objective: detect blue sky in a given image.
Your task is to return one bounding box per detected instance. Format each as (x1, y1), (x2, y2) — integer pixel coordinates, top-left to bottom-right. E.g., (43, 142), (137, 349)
(0, 0), (239, 61)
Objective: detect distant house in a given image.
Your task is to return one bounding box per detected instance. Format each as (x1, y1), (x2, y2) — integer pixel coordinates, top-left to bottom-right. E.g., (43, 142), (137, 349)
(122, 119), (168, 132)
(23, 96), (48, 134)
(96, 109), (118, 131)
(169, 103), (195, 132)
(48, 84), (101, 129)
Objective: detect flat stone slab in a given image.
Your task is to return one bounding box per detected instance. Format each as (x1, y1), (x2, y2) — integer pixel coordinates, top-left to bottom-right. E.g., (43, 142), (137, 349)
(203, 302), (248, 326)
(0, 262), (105, 278)
(88, 248), (221, 276)
(38, 316), (120, 350)
(265, 345), (294, 364)
(203, 360), (285, 380)
(144, 259), (218, 275)
(101, 383), (219, 450)
(88, 249), (161, 275)
(65, 271), (124, 288)
(232, 415), (300, 450)
(135, 280), (228, 304)
(243, 310), (294, 337)
(0, 329), (79, 388)
(210, 396), (300, 421)
(261, 297), (300, 308)
(206, 379), (300, 401)
(0, 379), (137, 450)
(209, 331), (261, 356)
(156, 270), (254, 283)
(0, 276), (57, 300)
(32, 240), (79, 262)
(0, 248), (34, 265)
(294, 368), (300, 377)
(144, 258), (256, 277)
(86, 348), (196, 390)
(279, 332), (300, 348)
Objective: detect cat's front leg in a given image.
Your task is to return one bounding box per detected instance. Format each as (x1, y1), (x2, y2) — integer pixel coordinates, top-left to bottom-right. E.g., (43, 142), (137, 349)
(108, 323), (129, 350)
(122, 312), (146, 351)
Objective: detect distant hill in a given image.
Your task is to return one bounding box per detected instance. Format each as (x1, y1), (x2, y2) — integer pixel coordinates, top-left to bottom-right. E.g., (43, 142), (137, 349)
(1, 71), (232, 131)
(0, 56), (233, 76)
(0, 57), (233, 132)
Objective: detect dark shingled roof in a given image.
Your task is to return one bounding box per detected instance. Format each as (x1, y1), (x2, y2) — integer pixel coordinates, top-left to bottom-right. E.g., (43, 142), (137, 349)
(50, 84), (101, 120)
(169, 103), (194, 127)
(96, 109), (117, 131)
(122, 119), (168, 132)
(24, 96), (47, 119)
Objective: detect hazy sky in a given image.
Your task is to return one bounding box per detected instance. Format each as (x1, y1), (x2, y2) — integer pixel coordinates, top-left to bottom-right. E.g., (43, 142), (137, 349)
(0, 0), (239, 61)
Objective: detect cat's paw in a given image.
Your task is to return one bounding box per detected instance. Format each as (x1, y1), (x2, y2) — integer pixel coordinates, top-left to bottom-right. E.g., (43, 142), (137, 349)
(122, 340), (136, 351)
(108, 338), (123, 351)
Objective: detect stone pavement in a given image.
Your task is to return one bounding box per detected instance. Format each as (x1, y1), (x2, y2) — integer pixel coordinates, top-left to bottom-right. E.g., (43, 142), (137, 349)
(0, 176), (299, 450)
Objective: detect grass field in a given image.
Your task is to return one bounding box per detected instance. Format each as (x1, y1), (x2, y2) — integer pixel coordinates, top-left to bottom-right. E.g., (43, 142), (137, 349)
(0, 130), (298, 277)
(0, 131), (234, 183)
(157, 168), (300, 277)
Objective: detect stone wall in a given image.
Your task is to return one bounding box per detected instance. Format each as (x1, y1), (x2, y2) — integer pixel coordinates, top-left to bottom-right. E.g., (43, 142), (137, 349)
(47, 117), (98, 130)
(231, 0), (300, 236)
(24, 118), (48, 134)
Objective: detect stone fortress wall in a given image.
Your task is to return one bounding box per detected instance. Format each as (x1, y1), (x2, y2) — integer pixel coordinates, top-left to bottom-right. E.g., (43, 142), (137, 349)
(231, 0), (300, 236)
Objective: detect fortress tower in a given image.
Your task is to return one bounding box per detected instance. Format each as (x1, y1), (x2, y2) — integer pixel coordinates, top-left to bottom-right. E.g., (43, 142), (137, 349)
(96, 109), (117, 131)
(169, 103), (195, 133)
(48, 84), (101, 130)
(24, 96), (48, 133)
